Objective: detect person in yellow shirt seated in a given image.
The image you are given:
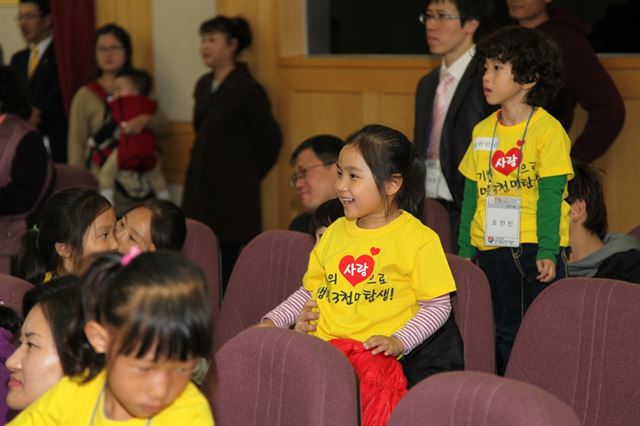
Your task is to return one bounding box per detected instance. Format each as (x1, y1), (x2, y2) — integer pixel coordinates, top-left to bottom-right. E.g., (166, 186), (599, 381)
(10, 251), (214, 426)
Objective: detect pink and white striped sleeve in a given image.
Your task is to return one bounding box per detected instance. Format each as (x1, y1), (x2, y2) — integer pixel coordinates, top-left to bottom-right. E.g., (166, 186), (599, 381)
(262, 287), (312, 328)
(392, 294), (452, 355)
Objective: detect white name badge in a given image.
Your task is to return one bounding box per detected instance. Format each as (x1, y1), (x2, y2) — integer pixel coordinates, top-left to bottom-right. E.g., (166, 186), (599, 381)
(473, 137), (499, 151)
(484, 196), (521, 247)
(425, 159), (441, 198)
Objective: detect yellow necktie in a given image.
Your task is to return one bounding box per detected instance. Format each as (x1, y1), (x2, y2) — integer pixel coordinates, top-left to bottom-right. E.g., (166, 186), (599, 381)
(28, 46), (39, 78)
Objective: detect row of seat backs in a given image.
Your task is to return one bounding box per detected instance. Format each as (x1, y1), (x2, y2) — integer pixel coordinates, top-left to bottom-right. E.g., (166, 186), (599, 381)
(212, 276), (640, 426)
(213, 330), (579, 426)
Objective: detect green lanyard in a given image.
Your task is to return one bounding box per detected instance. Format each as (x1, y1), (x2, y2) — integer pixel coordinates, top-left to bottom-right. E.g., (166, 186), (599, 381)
(486, 107), (536, 194)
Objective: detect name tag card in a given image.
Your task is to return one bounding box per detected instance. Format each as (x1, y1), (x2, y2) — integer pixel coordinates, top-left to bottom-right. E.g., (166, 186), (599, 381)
(484, 196), (521, 247)
(425, 159), (441, 198)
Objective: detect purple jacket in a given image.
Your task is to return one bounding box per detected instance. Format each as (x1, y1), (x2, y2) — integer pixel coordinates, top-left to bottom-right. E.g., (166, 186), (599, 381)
(0, 328), (16, 425)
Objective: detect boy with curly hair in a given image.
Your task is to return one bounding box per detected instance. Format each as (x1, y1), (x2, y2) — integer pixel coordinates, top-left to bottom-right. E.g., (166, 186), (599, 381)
(457, 26), (573, 374)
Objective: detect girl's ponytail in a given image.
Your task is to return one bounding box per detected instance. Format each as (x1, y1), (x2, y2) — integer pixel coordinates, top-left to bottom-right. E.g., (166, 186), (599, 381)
(397, 147), (426, 218)
(16, 229), (47, 284)
(65, 253), (123, 381)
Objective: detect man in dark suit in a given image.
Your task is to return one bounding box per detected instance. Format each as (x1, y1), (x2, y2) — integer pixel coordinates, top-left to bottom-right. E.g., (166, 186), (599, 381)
(414, 0), (494, 251)
(10, 0), (67, 163)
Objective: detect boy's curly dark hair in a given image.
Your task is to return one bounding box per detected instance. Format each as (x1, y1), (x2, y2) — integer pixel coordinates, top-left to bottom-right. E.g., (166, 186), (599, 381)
(476, 26), (562, 107)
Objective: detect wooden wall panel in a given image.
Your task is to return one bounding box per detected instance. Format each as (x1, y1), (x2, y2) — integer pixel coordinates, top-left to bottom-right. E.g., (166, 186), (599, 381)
(95, 0), (153, 73)
(99, 0), (639, 233)
(379, 93), (416, 139)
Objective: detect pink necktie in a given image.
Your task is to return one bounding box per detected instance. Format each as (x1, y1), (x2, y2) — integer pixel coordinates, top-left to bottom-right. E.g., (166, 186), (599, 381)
(428, 70), (455, 159)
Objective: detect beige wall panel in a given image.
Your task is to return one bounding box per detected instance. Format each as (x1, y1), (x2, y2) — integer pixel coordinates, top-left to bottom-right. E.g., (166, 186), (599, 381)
(379, 93), (416, 140)
(0, 3), (22, 61)
(595, 101), (640, 233)
(156, 122), (193, 185)
(281, 90), (363, 223)
(150, 0), (213, 121)
(287, 90), (363, 143)
(279, 65), (428, 94)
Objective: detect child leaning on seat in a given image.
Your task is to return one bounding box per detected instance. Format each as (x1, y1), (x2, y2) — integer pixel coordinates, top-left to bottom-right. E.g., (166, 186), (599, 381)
(259, 124), (464, 424)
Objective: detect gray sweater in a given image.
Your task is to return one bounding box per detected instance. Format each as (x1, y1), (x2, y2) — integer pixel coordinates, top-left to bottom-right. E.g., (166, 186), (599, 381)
(568, 233), (640, 277)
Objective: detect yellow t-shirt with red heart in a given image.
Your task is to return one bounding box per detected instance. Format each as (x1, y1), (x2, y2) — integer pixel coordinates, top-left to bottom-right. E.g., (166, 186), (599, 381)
(458, 107), (574, 252)
(303, 211), (456, 343)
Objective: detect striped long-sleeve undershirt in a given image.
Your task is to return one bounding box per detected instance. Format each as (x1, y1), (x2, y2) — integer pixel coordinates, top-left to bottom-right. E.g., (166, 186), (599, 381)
(263, 287), (452, 355)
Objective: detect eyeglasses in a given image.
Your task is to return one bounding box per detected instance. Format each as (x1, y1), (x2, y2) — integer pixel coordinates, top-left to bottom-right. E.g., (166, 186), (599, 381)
(289, 162), (334, 187)
(419, 12), (463, 24)
(16, 13), (42, 21)
(96, 45), (125, 54)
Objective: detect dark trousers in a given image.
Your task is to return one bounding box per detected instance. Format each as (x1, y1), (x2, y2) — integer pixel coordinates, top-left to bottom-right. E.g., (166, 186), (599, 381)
(400, 315), (465, 388)
(477, 244), (568, 375)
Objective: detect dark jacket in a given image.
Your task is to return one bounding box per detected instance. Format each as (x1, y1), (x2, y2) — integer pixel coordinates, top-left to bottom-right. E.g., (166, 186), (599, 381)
(414, 61), (493, 211)
(182, 63), (282, 244)
(10, 41), (67, 163)
(539, 9), (625, 162)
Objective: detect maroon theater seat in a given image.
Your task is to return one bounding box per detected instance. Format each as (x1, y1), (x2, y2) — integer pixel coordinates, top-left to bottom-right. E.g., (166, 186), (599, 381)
(0, 273), (33, 317)
(183, 218), (221, 320)
(53, 164), (98, 191)
(212, 230), (314, 352)
(446, 254), (495, 373)
(422, 198), (453, 253)
(388, 371), (580, 425)
(506, 277), (640, 425)
(212, 327), (359, 426)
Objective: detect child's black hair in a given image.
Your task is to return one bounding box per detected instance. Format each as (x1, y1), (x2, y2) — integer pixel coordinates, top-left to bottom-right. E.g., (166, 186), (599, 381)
(309, 198), (344, 239)
(16, 188), (112, 285)
(344, 124), (426, 218)
(0, 306), (21, 342)
(115, 68), (152, 97)
(121, 200), (187, 251)
(22, 276), (80, 374)
(67, 251), (211, 382)
(567, 160), (608, 240)
(476, 25), (562, 107)
(200, 16), (252, 56)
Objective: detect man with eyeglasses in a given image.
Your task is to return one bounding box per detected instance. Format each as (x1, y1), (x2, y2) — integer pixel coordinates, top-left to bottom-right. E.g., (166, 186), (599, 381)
(10, 0), (67, 163)
(288, 135), (343, 233)
(414, 0), (494, 252)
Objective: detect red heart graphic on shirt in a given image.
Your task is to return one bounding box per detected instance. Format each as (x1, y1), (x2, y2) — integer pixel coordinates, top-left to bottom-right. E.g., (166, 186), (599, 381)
(492, 148), (522, 176)
(370, 247), (380, 256)
(339, 255), (375, 287)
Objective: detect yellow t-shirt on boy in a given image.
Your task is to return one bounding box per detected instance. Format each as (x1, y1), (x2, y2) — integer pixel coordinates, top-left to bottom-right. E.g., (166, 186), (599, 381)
(9, 370), (214, 426)
(458, 108), (574, 252)
(304, 210), (456, 343)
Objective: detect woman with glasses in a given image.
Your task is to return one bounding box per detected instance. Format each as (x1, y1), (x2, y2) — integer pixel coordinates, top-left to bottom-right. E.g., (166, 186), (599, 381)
(67, 23), (169, 206)
(182, 16), (282, 289)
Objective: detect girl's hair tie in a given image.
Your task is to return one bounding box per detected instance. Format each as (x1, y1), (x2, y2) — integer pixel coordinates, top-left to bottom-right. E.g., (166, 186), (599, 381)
(121, 246), (142, 266)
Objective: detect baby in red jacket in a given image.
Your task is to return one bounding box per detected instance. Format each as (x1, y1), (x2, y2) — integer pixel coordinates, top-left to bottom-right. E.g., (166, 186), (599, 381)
(95, 69), (169, 203)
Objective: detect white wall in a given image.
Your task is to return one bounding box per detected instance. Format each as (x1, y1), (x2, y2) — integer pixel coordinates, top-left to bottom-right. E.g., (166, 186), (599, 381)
(151, 0), (215, 121)
(0, 3), (24, 64)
